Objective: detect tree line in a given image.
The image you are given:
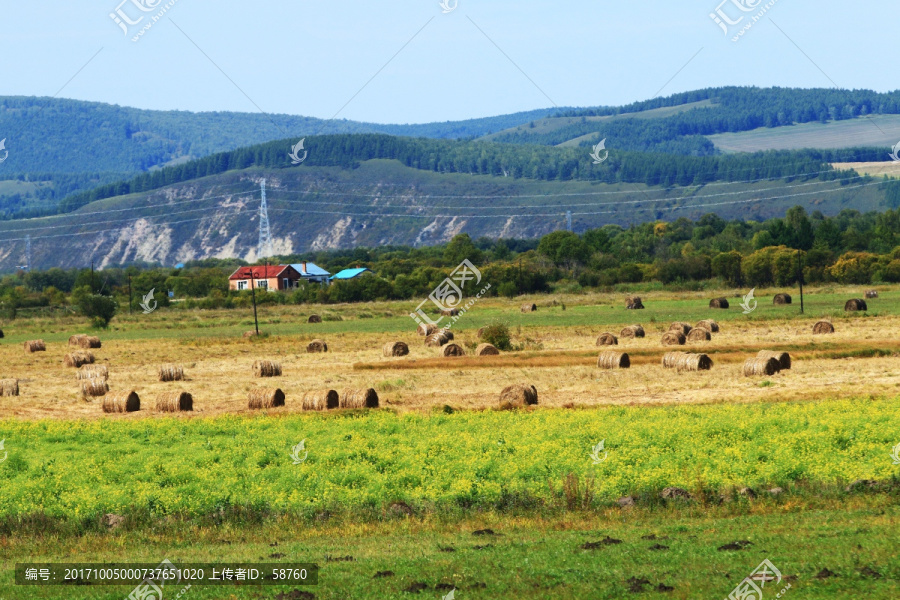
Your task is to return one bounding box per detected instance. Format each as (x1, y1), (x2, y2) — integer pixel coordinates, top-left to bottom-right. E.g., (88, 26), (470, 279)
(5, 205), (900, 324)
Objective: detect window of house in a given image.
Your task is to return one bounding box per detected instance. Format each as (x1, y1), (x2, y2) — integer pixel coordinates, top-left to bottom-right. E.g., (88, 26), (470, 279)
(283, 278), (290, 289)
(237, 281), (248, 290)
(257, 280), (268, 289)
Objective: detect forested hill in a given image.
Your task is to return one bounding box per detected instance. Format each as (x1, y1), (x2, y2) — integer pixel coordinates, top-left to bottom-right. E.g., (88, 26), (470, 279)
(488, 87), (900, 155)
(60, 133), (851, 214)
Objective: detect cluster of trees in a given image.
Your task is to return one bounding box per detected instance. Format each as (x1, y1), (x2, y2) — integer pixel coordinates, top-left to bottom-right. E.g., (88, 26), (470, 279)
(8, 205), (900, 324)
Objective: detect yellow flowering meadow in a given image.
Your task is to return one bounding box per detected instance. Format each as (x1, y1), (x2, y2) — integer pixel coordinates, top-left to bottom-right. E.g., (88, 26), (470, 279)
(1, 397), (898, 519)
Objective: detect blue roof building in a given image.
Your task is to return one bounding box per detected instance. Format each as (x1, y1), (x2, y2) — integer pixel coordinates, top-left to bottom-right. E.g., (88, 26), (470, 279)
(331, 267), (371, 281)
(290, 262), (331, 283)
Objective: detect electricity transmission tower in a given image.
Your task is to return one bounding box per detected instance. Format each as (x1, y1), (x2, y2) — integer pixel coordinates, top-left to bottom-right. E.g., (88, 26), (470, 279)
(25, 235), (31, 271)
(257, 179), (274, 259)
(566, 211), (572, 232)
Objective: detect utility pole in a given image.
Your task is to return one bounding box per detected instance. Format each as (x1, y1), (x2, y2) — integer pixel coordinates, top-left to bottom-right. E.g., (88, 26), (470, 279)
(25, 235), (31, 272)
(249, 270), (260, 336)
(91, 260), (96, 294)
(797, 250), (805, 315)
(128, 275), (133, 314)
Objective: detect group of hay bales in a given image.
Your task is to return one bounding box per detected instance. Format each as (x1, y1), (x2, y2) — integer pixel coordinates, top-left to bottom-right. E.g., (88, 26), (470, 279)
(79, 364), (110, 398)
(661, 321), (718, 346)
(743, 350), (791, 377)
(625, 296), (644, 310)
(250, 387), (379, 411)
(100, 389), (190, 414)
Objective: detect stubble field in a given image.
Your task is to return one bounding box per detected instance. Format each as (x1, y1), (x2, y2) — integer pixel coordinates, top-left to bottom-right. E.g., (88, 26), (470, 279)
(1, 286), (899, 599)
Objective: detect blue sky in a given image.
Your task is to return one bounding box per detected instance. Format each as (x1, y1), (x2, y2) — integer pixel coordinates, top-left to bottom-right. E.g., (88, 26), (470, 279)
(0, 0), (897, 124)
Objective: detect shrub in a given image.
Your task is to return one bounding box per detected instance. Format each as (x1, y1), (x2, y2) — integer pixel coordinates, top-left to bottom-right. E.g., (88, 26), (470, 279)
(480, 320), (513, 351)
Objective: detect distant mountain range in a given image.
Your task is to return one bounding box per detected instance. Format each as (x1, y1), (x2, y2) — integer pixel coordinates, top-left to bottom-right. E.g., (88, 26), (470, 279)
(2, 86), (900, 271)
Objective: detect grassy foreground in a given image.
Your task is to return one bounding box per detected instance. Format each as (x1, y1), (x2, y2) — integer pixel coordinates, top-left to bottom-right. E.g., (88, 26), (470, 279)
(2, 504), (899, 599)
(1, 397), (898, 523)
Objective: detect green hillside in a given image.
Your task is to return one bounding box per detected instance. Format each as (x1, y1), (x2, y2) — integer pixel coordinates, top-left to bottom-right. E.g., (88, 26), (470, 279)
(0, 96), (556, 218)
(0, 156), (893, 271)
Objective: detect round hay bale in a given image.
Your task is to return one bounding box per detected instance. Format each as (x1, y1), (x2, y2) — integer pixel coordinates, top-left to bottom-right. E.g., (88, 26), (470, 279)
(0, 379), (19, 397)
(84, 336), (101, 349)
(157, 364), (184, 382)
(475, 343), (500, 356)
(307, 314), (323, 323)
(339, 388), (379, 409)
(440, 308), (461, 317)
(417, 323), (438, 336)
(243, 330), (265, 338)
(668, 353), (713, 372)
(865, 290), (878, 299)
(24, 340), (46, 353)
(661, 331), (686, 346)
(0, 328), (4, 339)
(307, 339), (328, 353)
(619, 325), (645, 338)
(668, 322), (693, 336)
(813, 320), (835, 335)
(597, 351), (630, 369)
(743, 357), (780, 377)
(476, 327), (485, 338)
(757, 350), (791, 370)
(63, 351), (95, 368)
(773, 293), (792, 305)
(521, 303), (537, 313)
(662, 352), (686, 369)
(253, 360), (282, 377)
(695, 319), (719, 333)
(686, 328), (711, 342)
(596, 332), (618, 346)
(442, 343), (466, 357)
(156, 391), (193, 412)
(383, 341), (410, 357)
(625, 296), (644, 310)
(844, 298), (867, 312)
(248, 388), (285, 410)
(425, 332), (451, 347)
(499, 384), (538, 409)
(80, 379), (109, 398)
(102, 390), (140, 413)
(301, 389), (339, 411)
(77, 364), (109, 380)
(709, 298), (729, 309)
